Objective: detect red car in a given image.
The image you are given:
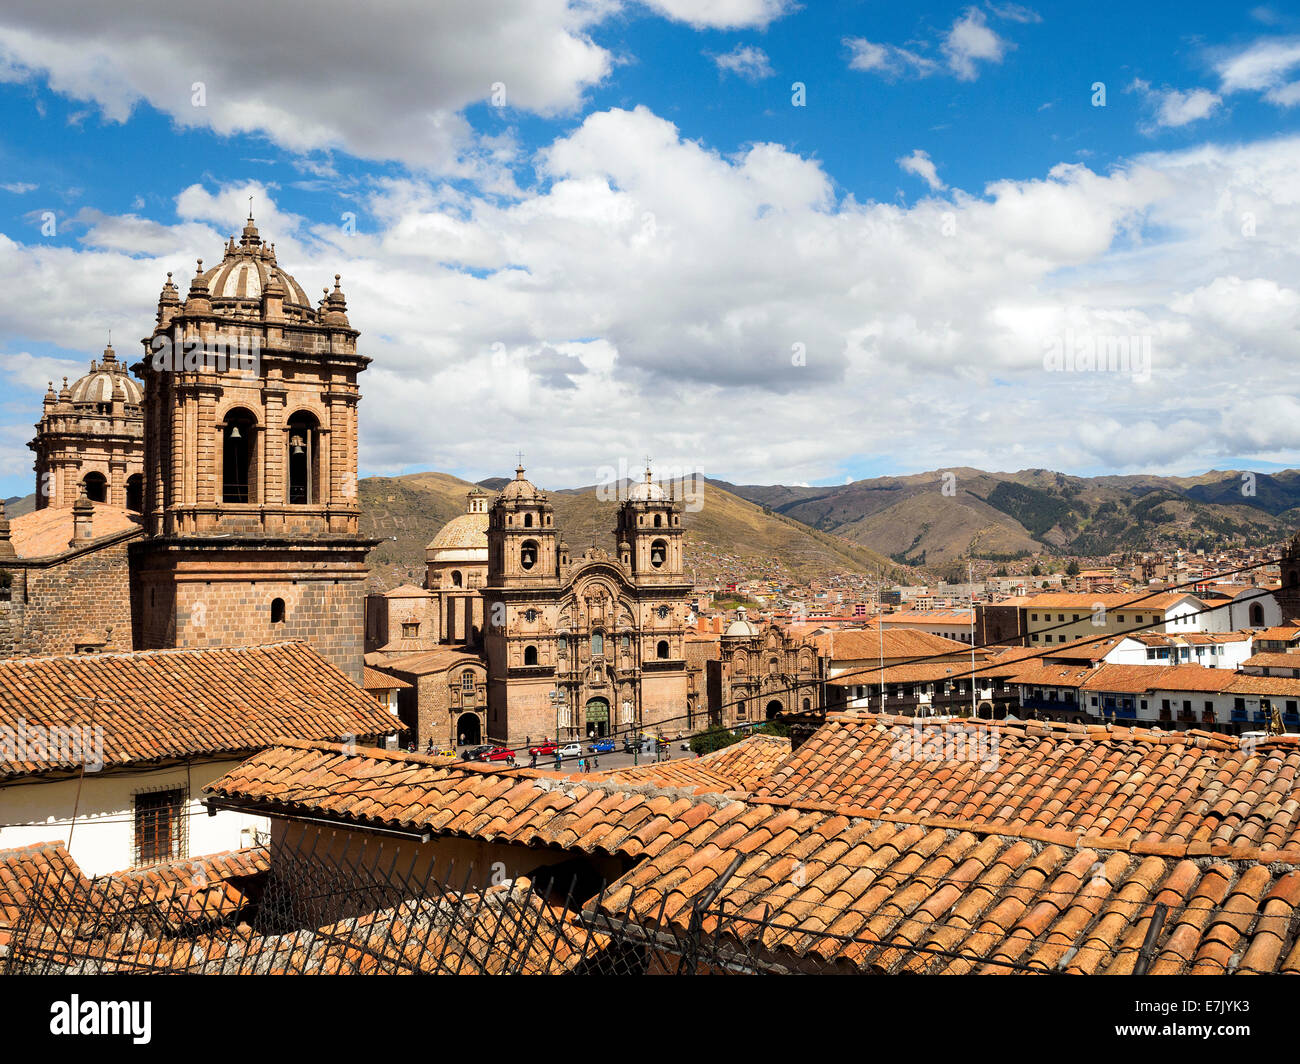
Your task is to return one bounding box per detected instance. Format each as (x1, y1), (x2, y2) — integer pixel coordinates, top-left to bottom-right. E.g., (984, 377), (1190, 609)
(528, 741), (558, 756)
(483, 746), (516, 762)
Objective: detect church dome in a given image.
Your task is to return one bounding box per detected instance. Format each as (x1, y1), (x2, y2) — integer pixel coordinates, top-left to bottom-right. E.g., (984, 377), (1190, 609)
(627, 467), (667, 502)
(199, 215), (314, 311)
(427, 511), (489, 552)
(67, 346), (143, 407)
(724, 607), (760, 638)
(500, 464), (543, 501)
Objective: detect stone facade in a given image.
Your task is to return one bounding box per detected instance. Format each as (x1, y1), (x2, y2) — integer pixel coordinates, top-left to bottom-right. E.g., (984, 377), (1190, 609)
(129, 216), (376, 683)
(1280, 532), (1300, 622)
(380, 649), (488, 749)
(707, 608), (822, 727)
(482, 466), (692, 744)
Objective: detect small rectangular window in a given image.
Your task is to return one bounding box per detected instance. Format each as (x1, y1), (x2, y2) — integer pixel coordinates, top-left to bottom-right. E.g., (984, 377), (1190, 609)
(134, 788), (186, 866)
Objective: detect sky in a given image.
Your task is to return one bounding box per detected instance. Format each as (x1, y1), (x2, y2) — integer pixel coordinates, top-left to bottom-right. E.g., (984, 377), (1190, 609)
(0, 0), (1299, 496)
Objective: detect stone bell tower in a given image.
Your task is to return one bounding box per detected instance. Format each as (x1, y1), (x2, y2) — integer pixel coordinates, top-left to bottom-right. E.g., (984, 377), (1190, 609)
(130, 214), (378, 682)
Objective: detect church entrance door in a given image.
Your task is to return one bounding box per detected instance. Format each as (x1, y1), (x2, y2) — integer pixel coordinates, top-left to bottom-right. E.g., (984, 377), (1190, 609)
(585, 698), (610, 738)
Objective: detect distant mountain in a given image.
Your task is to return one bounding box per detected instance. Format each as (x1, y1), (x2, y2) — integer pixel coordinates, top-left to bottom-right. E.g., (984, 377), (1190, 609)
(359, 472), (904, 591)
(717, 468), (1300, 568)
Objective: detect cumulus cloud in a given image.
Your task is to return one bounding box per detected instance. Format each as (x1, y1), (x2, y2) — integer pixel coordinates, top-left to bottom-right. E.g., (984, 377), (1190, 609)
(897, 149), (946, 191)
(0, 0), (617, 173)
(1214, 36), (1300, 107)
(1129, 79), (1222, 131)
(3, 110), (1300, 484)
(847, 6), (1026, 83)
(942, 8), (1011, 80)
(639, 0), (794, 29)
(713, 45), (775, 81)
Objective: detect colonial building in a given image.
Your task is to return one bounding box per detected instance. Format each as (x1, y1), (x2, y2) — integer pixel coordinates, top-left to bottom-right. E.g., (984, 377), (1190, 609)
(481, 465), (692, 745)
(29, 344), (145, 512)
(706, 607), (822, 727)
(425, 487), (489, 645)
(129, 215), (376, 683)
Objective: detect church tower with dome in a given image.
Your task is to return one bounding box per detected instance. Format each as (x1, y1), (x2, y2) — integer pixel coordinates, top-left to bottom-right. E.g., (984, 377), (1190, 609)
(425, 486), (491, 643)
(29, 344), (144, 512)
(479, 464), (691, 746)
(129, 214), (377, 682)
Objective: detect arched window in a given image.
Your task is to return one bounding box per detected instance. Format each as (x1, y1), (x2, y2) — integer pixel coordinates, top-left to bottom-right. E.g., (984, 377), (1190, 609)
(286, 412), (320, 505)
(802, 698), (811, 712)
(125, 473), (144, 513)
(1250, 602), (1265, 626)
(450, 570), (463, 588)
(656, 640), (669, 659)
(222, 409), (258, 503)
(650, 538), (667, 568)
(591, 631), (604, 657)
(524, 645), (538, 666)
(653, 513), (662, 528)
(520, 539), (538, 571)
(82, 472), (107, 503)
(524, 512), (533, 528)
(271, 598), (285, 624)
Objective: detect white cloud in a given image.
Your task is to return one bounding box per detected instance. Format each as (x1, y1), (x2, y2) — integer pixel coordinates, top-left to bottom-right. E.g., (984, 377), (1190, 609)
(897, 149), (946, 191)
(843, 37), (939, 78)
(942, 8), (1010, 81)
(3, 111), (1300, 483)
(1214, 36), (1300, 107)
(713, 45), (775, 81)
(0, 1), (617, 173)
(847, 6), (1027, 83)
(1129, 79), (1222, 130)
(638, 0), (793, 29)
(1, 182), (37, 194)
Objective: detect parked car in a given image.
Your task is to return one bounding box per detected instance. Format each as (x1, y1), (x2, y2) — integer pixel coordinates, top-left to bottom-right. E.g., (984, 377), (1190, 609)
(557, 743), (582, 759)
(587, 738), (615, 754)
(464, 745), (493, 761)
(483, 746), (515, 762)
(529, 741), (558, 756)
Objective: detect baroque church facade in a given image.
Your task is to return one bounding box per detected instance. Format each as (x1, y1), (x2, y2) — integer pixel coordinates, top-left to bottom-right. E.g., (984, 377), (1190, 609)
(481, 465), (692, 745)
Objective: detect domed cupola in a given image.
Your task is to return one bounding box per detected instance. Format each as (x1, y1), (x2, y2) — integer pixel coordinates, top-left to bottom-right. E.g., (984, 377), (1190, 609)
(201, 213), (314, 318)
(67, 345), (144, 410)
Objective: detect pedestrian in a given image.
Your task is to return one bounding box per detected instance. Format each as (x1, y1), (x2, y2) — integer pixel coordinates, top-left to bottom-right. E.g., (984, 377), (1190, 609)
(529, 752), (537, 768)
(593, 754), (599, 769)
(458, 732), (465, 746)
(554, 752), (562, 770)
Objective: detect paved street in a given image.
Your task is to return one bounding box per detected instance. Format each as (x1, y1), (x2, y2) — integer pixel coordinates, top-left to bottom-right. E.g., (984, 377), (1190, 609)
(450, 740), (699, 772)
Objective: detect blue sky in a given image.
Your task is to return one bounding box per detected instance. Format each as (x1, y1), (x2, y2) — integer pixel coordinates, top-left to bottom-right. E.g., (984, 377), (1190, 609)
(1, 0), (1299, 496)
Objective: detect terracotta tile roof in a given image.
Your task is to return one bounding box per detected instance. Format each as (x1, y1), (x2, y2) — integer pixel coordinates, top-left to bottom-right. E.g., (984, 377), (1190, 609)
(23, 877), (602, 975)
(1243, 652), (1300, 669)
(1225, 674), (1300, 698)
(0, 641), (401, 777)
(754, 713), (1300, 852)
(1001, 663), (1097, 687)
(591, 808), (1300, 973)
(363, 666), (412, 690)
(1079, 663), (1238, 695)
(1013, 592), (1199, 613)
(0, 841), (90, 950)
(204, 739), (736, 855)
(98, 847), (270, 931)
(1257, 626), (1300, 641)
(817, 629), (972, 661)
(583, 736), (792, 794)
(8, 503), (141, 558)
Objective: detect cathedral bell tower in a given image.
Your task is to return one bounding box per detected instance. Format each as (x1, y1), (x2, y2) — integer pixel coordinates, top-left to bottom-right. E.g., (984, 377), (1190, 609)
(616, 466), (685, 583)
(129, 215), (378, 682)
(486, 465), (558, 586)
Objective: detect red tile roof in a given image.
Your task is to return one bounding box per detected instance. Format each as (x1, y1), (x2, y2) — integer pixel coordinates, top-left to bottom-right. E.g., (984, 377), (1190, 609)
(754, 713), (1300, 853)
(204, 740), (733, 856)
(8, 503), (141, 558)
(99, 847), (270, 930)
(583, 735), (791, 794)
(363, 666), (412, 690)
(0, 841), (89, 950)
(816, 629), (972, 661)
(0, 641), (401, 777)
(591, 808), (1300, 974)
